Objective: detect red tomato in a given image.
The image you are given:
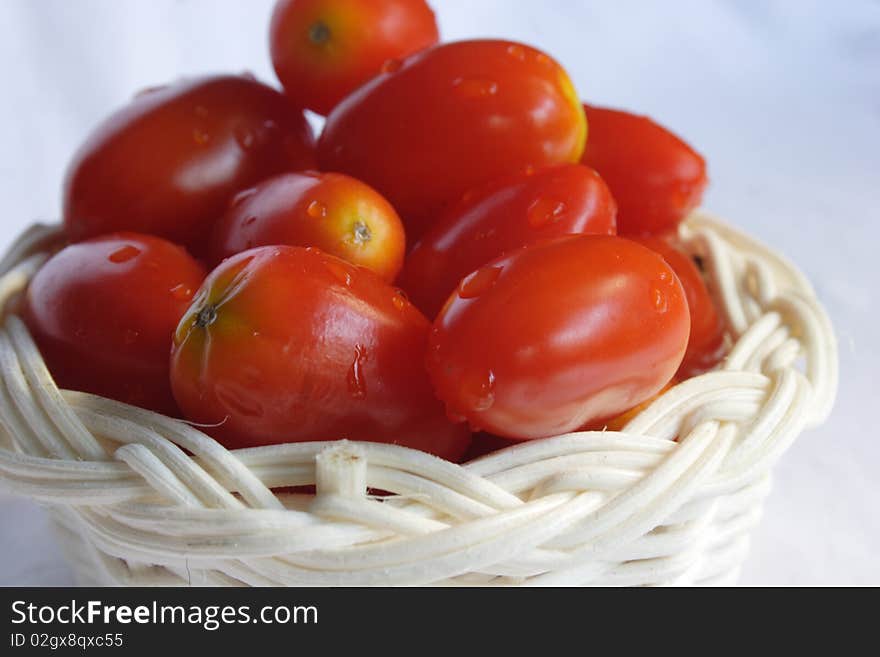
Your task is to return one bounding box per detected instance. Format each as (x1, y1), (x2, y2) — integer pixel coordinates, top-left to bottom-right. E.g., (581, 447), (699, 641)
(63, 75), (316, 254)
(459, 432), (516, 463)
(581, 104), (707, 236)
(427, 235), (690, 439)
(318, 40), (587, 240)
(398, 164), (616, 318)
(270, 0), (439, 115)
(23, 234), (206, 415)
(170, 246), (471, 459)
(211, 171), (406, 280)
(633, 236), (726, 377)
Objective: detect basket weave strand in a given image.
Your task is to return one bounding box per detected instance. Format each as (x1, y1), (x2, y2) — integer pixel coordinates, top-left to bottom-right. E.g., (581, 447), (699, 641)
(0, 212), (837, 586)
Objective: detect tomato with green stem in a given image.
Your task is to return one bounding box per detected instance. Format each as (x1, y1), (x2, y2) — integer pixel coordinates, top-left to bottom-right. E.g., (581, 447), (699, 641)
(211, 171), (406, 281)
(270, 0), (439, 115)
(170, 245), (471, 459)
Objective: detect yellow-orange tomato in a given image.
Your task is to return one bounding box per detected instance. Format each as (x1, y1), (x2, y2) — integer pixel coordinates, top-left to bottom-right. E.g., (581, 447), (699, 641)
(210, 172), (406, 281)
(270, 0), (439, 115)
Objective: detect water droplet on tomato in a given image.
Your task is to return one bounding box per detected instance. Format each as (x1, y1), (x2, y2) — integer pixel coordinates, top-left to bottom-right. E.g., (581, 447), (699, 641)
(234, 126), (256, 149)
(523, 164), (536, 176)
(392, 289), (409, 311)
(653, 288), (668, 313)
(240, 70), (257, 81)
(307, 200), (327, 218)
(458, 265), (503, 299)
(446, 409), (467, 424)
(462, 370), (496, 412)
(347, 344), (368, 399)
(192, 128), (210, 145)
(453, 77), (499, 99)
(170, 283), (193, 301)
(534, 52), (552, 66)
(527, 197), (567, 228)
(381, 58), (402, 74)
(123, 328), (140, 345)
(108, 245), (141, 263)
(243, 215), (257, 226)
(324, 260), (352, 287)
(230, 187), (257, 208)
(506, 44), (526, 61)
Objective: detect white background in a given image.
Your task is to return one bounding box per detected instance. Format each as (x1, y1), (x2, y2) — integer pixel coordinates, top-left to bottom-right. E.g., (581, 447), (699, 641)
(0, 0), (877, 585)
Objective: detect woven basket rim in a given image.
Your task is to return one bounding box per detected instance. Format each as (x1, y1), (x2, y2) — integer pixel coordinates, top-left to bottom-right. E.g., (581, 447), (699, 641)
(0, 211), (838, 586)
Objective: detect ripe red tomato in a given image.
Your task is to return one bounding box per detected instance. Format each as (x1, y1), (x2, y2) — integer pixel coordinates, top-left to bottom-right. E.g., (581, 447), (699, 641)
(427, 235), (690, 439)
(398, 164), (616, 318)
(211, 171), (406, 280)
(633, 236), (726, 377)
(23, 233), (206, 415)
(581, 104), (707, 236)
(270, 0), (439, 115)
(170, 246), (471, 459)
(318, 40), (587, 240)
(64, 75), (316, 254)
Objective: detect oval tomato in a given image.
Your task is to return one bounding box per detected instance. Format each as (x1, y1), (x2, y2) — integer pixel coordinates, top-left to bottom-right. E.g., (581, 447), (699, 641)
(427, 235), (690, 439)
(170, 246), (471, 459)
(23, 233), (206, 415)
(318, 40), (587, 240)
(581, 104), (707, 236)
(211, 171), (406, 280)
(63, 75), (316, 254)
(270, 0), (439, 115)
(633, 236), (726, 376)
(398, 164), (616, 318)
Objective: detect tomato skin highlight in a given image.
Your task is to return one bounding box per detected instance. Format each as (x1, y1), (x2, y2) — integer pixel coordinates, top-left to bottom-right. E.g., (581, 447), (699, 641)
(23, 233), (206, 415)
(633, 236), (726, 377)
(427, 235), (690, 440)
(270, 0), (439, 115)
(318, 40), (587, 240)
(63, 75), (316, 254)
(170, 246), (471, 460)
(398, 164), (616, 318)
(581, 104), (707, 236)
(211, 171), (406, 281)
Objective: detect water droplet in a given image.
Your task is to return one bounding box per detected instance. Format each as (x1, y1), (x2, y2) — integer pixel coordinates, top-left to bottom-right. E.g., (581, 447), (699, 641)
(192, 128), (210, 145)
(446, 410), (467, 424)
(307, 200), (327, 218)
(234, 126), (255, 149)
(351, 220), (371, 245)
(659, 271), (669, 282)
(473, 228), (496, 242)
(534, 52), (552, 66)
(324, 260), (352, 287)
(653, 288), (668, 313)
(506, 44), (527, 61)
(461, 370), (496, 412)
(123, 328), (140, 345)
(230, 187), (257, 208)
(392, 289), (408, 311)
(523, 164), (536, 176)
(527, 197), (567, 228)
(108, 245), (141, 263)
(243, 215), (258, 226)
(381, 58), (402, 74)
(170, 283), (193, 301)
(453, 77), (499, 99)
(347, 344), (368, 399)
(262, 119), (278, 132)
(459, 265), (503, 299)
(240, 70), (257, 81)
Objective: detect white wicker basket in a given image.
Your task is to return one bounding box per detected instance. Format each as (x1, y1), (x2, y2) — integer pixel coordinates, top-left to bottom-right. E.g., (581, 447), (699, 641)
(0, 211), (837, 586)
